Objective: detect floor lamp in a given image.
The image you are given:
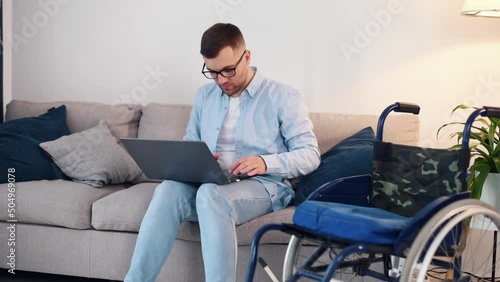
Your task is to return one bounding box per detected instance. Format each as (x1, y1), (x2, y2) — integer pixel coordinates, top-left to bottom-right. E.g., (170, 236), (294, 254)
(462, 0), (500, 17)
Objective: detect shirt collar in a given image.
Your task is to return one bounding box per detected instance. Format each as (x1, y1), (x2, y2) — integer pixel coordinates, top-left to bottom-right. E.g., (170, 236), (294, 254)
(244, 67), (263, 98)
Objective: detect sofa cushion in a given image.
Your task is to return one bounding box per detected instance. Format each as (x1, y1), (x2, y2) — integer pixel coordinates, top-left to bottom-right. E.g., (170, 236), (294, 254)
(294, 127), (376, 205)
(138, 103), (192, 140)
(92, 182), (294, 245)
(40, 120), (142, 188)
(233, 207), (295, 245)
(0, 180), (125, 229)
(0, 105), (70, 183)
(6, 100), (142, 138)
(92, 182), (158, 232)
(173, 207), (295, 245)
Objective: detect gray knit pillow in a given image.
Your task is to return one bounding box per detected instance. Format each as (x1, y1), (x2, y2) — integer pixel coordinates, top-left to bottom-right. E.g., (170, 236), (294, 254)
(40, 120), (142, 187)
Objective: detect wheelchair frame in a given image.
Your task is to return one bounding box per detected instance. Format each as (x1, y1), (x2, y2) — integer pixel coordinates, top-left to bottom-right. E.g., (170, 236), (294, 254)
(246, 103), (500, 282)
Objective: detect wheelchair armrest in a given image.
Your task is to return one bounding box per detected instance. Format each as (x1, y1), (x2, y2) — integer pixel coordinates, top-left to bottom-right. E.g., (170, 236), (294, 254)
(392, 191), (471, 256)
(306, 174), (371, 207)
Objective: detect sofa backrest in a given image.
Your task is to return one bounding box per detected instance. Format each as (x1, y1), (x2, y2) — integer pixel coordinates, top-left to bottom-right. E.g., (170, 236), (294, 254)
(6, 100), (142, 138)
(138, 103), (420, 153)
(309, 112), (419, 153)
(6, 100), (420, 152)
(137, 103), (192, 141)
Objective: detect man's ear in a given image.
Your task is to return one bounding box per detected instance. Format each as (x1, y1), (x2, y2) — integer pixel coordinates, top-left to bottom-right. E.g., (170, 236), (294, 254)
(244, 50), (251, 65)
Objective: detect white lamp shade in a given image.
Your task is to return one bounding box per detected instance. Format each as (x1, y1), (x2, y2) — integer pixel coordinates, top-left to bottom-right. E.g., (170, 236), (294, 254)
(462, 0), (500, 17)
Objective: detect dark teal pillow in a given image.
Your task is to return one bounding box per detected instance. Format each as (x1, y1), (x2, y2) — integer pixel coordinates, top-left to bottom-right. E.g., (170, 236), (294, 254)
(294, 127), (376, 205)
(0, 105), (70, 183)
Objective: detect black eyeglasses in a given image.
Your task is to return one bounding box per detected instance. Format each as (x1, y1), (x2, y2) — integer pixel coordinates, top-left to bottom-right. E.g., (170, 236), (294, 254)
(201, 50), (246, 79)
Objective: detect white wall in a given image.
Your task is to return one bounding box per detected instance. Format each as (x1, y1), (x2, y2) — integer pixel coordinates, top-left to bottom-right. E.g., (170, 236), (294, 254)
(6, 0), (500, 147)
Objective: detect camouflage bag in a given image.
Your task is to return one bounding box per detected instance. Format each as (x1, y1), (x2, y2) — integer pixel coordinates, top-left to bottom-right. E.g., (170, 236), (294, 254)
(370, 141), (470, 218)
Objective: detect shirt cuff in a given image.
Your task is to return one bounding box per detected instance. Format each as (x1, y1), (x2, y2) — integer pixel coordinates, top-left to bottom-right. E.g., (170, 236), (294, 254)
(260, 154), (280, 174)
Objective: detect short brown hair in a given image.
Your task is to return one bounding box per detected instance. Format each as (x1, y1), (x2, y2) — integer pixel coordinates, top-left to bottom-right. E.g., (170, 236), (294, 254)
(200, 23), (245, 59)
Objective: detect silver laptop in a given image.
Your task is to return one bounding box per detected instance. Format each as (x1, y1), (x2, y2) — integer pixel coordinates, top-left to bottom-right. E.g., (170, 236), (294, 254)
(120, 138), (249, 185)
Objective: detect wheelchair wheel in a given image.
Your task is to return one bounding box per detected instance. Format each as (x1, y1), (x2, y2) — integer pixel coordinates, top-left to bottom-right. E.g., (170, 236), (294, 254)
(401, 199), (500, 282)
(283, 235), (374, 281)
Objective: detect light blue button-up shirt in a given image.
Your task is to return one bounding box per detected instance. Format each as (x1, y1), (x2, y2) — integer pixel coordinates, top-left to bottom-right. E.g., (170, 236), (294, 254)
(184, 67), (321, 210)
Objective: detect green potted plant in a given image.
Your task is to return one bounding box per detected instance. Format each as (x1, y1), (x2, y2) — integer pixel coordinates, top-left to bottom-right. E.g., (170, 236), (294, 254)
(437, 104), (500, 200)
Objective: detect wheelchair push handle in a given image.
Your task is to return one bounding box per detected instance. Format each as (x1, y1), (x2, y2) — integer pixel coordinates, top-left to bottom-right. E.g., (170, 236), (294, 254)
(394, 102), (421, 115)
(377, 102), (420, 141)
(462, 105), (500, 150)
(484, 106), (500, 118)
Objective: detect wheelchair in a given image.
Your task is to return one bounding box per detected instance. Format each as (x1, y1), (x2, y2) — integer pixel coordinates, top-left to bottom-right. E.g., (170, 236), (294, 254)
(246, 102), (500, 282)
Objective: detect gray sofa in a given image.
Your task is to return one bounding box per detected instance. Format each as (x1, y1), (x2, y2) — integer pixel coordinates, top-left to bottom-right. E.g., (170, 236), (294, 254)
(0, 99), (419, 281)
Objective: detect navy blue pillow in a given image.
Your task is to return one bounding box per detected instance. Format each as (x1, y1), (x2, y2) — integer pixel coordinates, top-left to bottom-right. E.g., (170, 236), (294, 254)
(0, 105), (70, 183)
(294, 127), (376, 205)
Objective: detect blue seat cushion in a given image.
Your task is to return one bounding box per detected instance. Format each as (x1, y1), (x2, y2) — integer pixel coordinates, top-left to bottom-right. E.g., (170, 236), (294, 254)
(293, 201), (411, 245)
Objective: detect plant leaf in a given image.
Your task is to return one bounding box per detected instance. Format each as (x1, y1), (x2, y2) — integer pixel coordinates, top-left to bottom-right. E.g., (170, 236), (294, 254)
(440, 105), (499, 199)
(469, 162), (491, 199)
(436, 122), (465, 140)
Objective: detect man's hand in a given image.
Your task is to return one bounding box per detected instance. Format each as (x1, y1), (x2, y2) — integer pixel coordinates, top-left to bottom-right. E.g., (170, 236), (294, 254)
(213, 153), (220, 160)
(229, 156), (267, 176)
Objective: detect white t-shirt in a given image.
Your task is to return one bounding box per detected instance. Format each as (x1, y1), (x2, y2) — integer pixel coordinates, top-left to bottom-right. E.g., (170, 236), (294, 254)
(216, 97), (240, 171)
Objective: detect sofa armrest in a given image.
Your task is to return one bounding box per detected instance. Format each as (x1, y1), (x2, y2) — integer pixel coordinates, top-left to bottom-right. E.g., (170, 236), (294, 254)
(306, 174), (371, 206)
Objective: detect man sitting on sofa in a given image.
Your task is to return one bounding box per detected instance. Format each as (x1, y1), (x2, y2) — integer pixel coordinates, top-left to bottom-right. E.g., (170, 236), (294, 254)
(124, 22), (321, 282)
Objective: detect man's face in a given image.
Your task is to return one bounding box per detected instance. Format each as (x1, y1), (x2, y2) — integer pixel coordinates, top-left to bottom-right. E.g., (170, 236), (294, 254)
(203, 46), (249, 96)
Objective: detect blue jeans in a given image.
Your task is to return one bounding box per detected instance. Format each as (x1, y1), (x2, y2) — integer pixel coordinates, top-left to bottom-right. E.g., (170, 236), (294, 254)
(124, 179), (273, 282)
